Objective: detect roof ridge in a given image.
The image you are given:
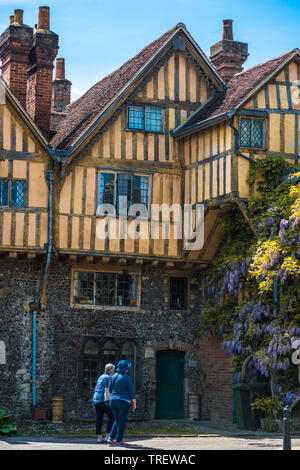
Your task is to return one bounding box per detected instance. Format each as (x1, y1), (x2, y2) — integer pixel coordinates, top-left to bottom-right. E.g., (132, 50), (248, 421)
(173, 47), (300, 135)
(51, 23), (188, 149)
(63, 24), (181, 112)
(231, 49), (297, 79)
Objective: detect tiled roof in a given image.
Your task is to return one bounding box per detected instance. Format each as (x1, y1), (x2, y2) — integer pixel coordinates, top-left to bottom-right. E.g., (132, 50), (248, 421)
(177, 49), (298, 132)
(51, 25), (182, 150)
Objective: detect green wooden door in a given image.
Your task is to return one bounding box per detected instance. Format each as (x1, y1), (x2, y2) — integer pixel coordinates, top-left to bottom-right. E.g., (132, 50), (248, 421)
(155, 350), (185, 419)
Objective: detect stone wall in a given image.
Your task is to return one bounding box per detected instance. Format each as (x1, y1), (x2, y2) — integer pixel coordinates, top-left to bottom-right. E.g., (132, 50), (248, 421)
(0, 258), (234, 423)
(0, 259), (204, 421)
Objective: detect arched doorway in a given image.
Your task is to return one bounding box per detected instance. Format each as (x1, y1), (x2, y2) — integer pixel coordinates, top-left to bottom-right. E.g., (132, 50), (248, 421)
(155, 350), (185, 419)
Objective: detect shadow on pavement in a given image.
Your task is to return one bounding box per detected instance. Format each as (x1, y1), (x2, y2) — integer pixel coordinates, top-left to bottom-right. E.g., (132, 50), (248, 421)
(1, 436), (163, 451)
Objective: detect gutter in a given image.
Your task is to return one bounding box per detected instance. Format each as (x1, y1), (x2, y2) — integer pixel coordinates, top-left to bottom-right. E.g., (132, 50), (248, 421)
(47, 146), (73, 163)
(31, 159), (54, 407)
(171, 112), (230, 139)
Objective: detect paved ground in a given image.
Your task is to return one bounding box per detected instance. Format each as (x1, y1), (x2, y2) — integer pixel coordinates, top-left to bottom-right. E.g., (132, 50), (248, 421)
(1, 435), (300, 451)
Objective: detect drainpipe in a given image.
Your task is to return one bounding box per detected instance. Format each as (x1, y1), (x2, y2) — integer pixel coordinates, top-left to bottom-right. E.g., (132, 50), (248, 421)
(228, 110), (255, 163)
(32, 159), (54, 407)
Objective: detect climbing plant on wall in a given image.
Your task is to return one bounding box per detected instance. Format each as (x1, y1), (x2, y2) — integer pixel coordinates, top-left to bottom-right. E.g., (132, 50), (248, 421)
(200, 154), (300, 403)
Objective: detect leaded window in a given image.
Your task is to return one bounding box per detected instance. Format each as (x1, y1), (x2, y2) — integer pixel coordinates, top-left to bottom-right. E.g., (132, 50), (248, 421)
(98, 172), (150, 215)
(82, 339), (138, 391)
(99, 173), (115, 207)
(128, 105), (163, 132)
(0, 180), (8, 206)
(0, 179), (26, 207)
(240, 118), (265, 149)
(102, 340), (118, 367)
(121, 341), (137, 385)
(169, 277), (188, 310)
(128, 106), (145, 130)
(83, 340), (98, 392)
(73, 271), (139, 308)
(117, 173), (150, 212)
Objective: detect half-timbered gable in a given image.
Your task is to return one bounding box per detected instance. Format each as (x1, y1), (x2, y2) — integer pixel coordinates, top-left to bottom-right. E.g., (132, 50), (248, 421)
(172, 49), (300, 264)
(54, 23), (224, 263)
(0, 80), (51, 254)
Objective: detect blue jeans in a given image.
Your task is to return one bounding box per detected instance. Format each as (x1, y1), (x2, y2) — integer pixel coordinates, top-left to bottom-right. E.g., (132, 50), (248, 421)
(95, 402), (114, 436)
(109, 399), (131, 442)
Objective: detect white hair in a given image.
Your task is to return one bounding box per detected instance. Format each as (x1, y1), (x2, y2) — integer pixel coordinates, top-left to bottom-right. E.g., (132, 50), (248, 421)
(105, 363), (115, 374)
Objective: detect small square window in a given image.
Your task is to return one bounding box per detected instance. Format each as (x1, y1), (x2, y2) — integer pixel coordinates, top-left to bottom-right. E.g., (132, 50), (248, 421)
(128, 106), (145, 130)
(145, 107), (163, 132)
(240, 118), (265, 149)
(170, 277), (188, 310)
(128, 105), (163, 133)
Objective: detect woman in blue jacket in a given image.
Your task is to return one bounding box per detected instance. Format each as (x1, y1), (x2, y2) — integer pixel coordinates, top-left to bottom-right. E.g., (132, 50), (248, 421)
(107, 360), (136, 447)
(92, 363), (115, 443)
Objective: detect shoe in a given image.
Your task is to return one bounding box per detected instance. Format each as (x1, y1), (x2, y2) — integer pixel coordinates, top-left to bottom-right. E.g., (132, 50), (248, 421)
(97, 438), (106, 444)
(114, 441), (128, 447)
(107, 438), (115, 446)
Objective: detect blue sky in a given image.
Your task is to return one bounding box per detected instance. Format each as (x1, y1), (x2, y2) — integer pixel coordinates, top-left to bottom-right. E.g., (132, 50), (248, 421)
(0, 0), (299, 101)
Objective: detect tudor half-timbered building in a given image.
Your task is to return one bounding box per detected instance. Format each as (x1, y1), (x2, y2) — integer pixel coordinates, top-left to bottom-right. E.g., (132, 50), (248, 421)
(0, 6), (299, 424)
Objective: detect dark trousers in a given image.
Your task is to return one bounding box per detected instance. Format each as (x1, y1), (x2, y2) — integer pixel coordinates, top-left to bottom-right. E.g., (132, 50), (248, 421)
(95, 402), (114, 436)
(109, 399), (131, 443)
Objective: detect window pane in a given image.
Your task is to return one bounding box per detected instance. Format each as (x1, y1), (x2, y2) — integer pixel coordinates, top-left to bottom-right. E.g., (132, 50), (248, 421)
(0, 180), (8, 206)
(95, 272), (116, 306)
(145, 107), (162, 132)
(133, 175), (149, 207)
(99, 173), (115, 207)
(117, 273), (138, 307)
(121, 341), (137, 385)
(73, 271), (94, 305)
(83, 340), (98, 391)
(252, 119), (264, 148)
(170, 277), (188, 310)
(240, 119), (251, 147)
(117, 173), (133, 212)
(128, 106), (145, 130)
(11, 180), (25, 207)
(102, 340), (118, 367)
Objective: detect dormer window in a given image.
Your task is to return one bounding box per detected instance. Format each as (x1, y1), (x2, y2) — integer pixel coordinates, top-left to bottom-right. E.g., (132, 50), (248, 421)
(127, 105), (163, 133)
(239, 118), (265, 150)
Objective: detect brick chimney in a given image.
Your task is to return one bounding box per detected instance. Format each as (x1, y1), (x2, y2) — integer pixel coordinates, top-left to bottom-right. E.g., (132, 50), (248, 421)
(0, 10), (33, 109)
(26, 6), (59, 138)
(210, 20), (249, 83)
(52, 58), (71, 112)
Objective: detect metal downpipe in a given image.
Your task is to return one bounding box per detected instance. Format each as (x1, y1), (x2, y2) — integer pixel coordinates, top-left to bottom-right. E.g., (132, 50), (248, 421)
(32, 159), (54, 407)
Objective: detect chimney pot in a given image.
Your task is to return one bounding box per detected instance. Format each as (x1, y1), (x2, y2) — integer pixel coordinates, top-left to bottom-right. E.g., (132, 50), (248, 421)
(55, 58), (65, 80)
(10, 15), (15, 25)
(223, 19), (233, 40)
(37, 6), (50, 30)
